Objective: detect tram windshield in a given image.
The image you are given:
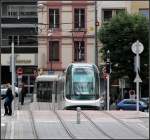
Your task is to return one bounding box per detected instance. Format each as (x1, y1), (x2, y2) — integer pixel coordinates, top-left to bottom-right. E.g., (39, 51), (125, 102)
(72, 67), (95, 100)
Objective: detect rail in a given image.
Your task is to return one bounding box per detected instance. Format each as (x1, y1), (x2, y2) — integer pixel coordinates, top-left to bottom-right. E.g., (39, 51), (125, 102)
(54, 110), (77, 139)
(81, 111), (113, 139)
(103, 111), (148, 139)
(28, 110), (39, 139)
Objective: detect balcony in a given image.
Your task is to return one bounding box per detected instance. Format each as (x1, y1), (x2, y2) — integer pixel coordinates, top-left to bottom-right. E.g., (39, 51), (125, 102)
(2, 36), (38, 48)
(2, 5), (37, 25)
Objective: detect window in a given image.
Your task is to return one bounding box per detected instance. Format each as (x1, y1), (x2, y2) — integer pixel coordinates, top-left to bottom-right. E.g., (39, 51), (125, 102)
(7, 5), (37, 17)
(49, 9), (59, 28)
(8, 35), (37, 46)
(103, 10), (112, 21)
(124, 100), (136, 104)
(8, 36), (18, 45)
(139, 9), (149, 19)
(49, 41), (59, 61)
(19, 36), (37, 46)
(74, 41), (85, 61)
(74, 8), (85, 28)
(103, 9), (125, 21)
(116, 9), (125, 15)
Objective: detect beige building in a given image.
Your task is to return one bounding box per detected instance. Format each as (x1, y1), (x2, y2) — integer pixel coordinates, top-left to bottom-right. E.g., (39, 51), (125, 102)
(131, 1), (149, 18)
(37, 1), (95, 74)
(97, 1), (132, 65)
(131, 1), (149, 14)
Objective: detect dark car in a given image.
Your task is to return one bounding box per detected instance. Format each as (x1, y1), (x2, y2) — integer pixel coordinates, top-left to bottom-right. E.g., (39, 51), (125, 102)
(117, 99), (148, 112)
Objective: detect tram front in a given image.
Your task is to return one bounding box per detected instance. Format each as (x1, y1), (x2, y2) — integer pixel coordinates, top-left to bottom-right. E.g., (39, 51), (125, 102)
(64, 63), (100, 109)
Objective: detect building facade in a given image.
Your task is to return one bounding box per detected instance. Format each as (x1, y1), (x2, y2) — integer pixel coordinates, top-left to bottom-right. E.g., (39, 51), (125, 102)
(131, 1), (149, 18)
(1, 0), (38, 93)
(38, 1), (95, 75)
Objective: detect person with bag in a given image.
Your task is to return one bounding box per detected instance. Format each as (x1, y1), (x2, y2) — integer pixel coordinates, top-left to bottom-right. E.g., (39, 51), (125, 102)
(1, 83), (14, 116)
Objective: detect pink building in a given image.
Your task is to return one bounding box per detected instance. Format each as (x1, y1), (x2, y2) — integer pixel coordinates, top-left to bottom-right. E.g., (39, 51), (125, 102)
(38, 1), (95, 74)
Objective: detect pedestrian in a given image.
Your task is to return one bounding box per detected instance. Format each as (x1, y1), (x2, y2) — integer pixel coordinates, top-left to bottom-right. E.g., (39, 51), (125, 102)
(1, 83), (14, 116)
(20, 82), (26, 105)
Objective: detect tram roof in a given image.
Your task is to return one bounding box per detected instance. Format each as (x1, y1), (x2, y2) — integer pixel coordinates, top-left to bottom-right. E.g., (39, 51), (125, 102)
(70, 63), (95, 67)
(36, 74), (59, 82)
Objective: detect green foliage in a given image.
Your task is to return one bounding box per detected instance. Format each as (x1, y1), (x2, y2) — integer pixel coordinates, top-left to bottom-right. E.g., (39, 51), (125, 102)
(98, 12), (149, 82)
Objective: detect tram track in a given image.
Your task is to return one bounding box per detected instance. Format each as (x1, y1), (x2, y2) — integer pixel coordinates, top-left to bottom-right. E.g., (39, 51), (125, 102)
(28, 110), (39, 139)
(81, 111), (114, 139)
(53, 110), (77, 139)
(103, 111), (148, 139)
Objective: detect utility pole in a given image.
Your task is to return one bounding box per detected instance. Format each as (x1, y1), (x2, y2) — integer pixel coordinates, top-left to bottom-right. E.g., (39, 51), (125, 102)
(106, 50), (110, 111)
(11, 40), (16, 114)
(0, 0), (2, 90)
(95, 0), (98, 66)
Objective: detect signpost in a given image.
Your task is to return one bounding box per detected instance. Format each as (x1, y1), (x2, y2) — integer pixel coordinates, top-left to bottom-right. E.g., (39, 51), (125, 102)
(17, 67), (23, 110)
(131, 40), (143, 112)
(11, 41), (15, 114)
(106, 50), (111, 111)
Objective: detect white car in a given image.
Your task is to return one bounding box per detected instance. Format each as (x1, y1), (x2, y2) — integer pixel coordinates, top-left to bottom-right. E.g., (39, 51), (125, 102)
(1, 84), (19, 97)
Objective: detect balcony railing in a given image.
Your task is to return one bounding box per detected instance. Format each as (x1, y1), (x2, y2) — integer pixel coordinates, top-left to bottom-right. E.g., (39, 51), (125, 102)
(2, 37), (38, 47)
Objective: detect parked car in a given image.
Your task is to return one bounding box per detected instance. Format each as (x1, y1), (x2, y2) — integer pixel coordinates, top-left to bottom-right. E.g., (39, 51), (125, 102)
(116, 99), (148, 112)
(1, 84), (19, 97)
(141, 97), (149, 105)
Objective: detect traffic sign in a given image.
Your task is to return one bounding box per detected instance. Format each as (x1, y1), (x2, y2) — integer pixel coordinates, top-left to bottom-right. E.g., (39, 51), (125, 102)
(131, 40), (144, 54)
(17, 67), (23, 75)
(134, 72), (142, 83)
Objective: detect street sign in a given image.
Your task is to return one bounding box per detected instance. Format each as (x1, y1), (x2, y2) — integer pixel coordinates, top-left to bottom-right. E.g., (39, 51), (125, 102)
(17, 67), (23, 75)
(134, 72), (142, 83)
(131, 40), (144, 112)
(131, 40), (144, 54)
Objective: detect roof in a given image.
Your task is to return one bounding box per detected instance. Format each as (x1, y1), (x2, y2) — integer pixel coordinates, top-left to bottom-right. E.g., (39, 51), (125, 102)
(71, 63), (95, 67)
(36, 74), (59, 82)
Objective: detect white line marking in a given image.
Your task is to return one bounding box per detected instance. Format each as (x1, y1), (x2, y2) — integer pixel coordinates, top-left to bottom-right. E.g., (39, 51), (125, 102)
(10, 121), (15, 139)
(137, 123), (149, 130)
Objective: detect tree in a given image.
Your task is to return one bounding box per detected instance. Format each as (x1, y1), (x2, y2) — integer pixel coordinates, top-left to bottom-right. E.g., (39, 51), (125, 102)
(98, 12), (149, 86)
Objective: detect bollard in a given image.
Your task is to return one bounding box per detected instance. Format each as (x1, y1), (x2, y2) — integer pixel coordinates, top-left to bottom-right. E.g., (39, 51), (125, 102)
(76, 107), (81, 124)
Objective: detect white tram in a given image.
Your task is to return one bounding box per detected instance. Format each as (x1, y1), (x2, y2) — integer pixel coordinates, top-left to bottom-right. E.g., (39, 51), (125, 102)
(64, 63), (101, 109)
(32, 74), (64, 103)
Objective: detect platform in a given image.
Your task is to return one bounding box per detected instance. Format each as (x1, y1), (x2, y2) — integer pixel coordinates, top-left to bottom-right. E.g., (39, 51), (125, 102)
(1, 109), (149, 139)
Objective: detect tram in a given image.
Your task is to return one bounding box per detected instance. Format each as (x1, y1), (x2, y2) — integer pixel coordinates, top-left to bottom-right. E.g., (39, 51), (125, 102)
(32, 74), (64, 103)
(64, 63), (101, 109)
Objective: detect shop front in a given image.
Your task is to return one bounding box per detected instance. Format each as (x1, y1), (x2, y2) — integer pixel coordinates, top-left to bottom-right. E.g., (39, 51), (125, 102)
(1, 53), (38, 95)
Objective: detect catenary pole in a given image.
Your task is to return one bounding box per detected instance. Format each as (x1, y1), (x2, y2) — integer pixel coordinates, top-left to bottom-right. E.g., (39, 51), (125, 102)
(11, 40), (15, 114)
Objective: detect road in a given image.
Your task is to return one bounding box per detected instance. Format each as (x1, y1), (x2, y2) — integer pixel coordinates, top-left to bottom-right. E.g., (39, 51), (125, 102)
(1, 100), (149, 139)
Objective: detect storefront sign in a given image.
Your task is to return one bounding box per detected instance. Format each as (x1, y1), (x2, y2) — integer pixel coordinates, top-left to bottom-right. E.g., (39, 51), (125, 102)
(1, 54), (37, 66)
